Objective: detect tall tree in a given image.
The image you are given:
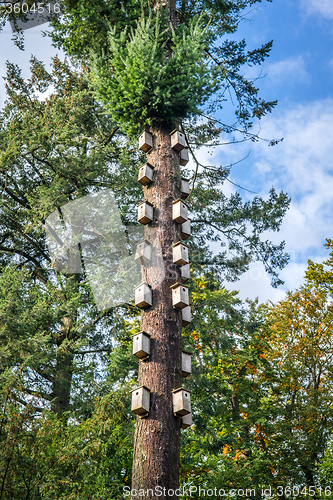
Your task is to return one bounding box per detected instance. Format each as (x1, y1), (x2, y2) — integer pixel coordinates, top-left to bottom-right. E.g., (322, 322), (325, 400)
(84, 2), (287, 496)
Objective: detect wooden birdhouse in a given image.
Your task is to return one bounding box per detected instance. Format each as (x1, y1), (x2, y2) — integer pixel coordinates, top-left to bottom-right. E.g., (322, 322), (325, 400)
(131, 386), (150, 417)
(172, 241), (189, 266)
(180, 148), (189, 166)
(172, 388), (191, 416)
(135, 240), (152, 265)
(138, 130), (153, 152)
(180, 263), (190, 283)
(170, 130), (186, 152)
(181, 220), (191, 240)
(181, 178), (190, 199)
(181, 412), (193, 429)
(171, 283), (189, 310)
(138, 201), (153, 225)
(181, 306), (191, 327)
(172, 199), (188, 224)
(182, 351), (192, 377)
(135, 283), (152, 309)
(133, 331), (151, 359)
(138, 163), (154, 186)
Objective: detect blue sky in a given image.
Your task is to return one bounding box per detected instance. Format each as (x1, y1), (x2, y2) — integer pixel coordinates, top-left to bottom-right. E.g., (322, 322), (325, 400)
(1, 0), (333, 303)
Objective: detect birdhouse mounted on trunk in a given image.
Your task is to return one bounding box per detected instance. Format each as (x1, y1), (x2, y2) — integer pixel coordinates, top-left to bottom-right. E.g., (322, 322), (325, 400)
(172, 388), (191, 416)
(135, 240), (152, 265)
(171, 283), (189, 310)
(170, 130), (186, 152)
(172, 241), (189, 266)
(131, 386), (150, 417)
(135, 283), (152, 309)
(138, 163), (154, 186)
(137, 201), (153, 225)
(138, 130), (153, 152)
(181, 178), (190, 199)
(180, 263), (190, 283)
(133, 331), (151, 359)
(182, 351), (192, 377)
(181, 306), (191, 327)
(172, 199), (188, 224)
(180, 147), (189, 166)
(181, 412), (193, 429)
(181, 220), (191, 240)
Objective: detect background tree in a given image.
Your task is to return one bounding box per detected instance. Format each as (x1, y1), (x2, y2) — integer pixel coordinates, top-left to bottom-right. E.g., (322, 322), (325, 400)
(0, 55), (141, 419)
(264, 284), (333, 492)
(306, 239), (333, 294)
(178, 266), (333, 499)
(179, 276), (274, 498)
(0, 56), (139, 497)
(306, 240), (333, 493)
(0, 377), (133, 499)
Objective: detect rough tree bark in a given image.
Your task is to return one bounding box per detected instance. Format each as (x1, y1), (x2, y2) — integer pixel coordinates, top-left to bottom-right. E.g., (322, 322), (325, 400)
(131, 122), (186, 498)
(51, 262), (80, 417)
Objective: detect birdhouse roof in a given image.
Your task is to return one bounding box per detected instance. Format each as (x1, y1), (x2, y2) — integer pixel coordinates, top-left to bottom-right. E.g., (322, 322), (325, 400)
(134, 282), (151, 291)
(137, 200), (153, 207)
(130, 385), (151, 393)
(170, 282), (189, 290)
(132, 331), (151, 338)
(172, 198), (188, 207)
(172, 387), (191, 394)
(172, 240), (188, 248)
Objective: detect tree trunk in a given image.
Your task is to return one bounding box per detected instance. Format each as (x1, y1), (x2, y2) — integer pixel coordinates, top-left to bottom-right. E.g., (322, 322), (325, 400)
(51, 314), (75, 417)
(51, 272), (79, 417)
(51, 347), (74, 417)
(131, 125), (185, 498)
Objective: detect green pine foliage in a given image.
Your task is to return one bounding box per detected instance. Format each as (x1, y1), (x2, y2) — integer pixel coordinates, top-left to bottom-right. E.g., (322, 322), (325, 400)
(49, 0), (277, 135)
(91, 12), (219, 136)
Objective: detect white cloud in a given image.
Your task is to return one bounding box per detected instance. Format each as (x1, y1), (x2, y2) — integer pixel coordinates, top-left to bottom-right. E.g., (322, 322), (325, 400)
(253, 99), (333, 214)
(301, 0), (333, 21)
(224, 99), (333, 302)
(258, 101), (333, 253)
(227, 262), (287, 303)
(35, 87), (55, 101)
(265, 55), (310, 85)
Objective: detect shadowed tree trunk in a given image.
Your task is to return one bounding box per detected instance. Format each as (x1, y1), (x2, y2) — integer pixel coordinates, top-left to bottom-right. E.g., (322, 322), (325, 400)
(52, 346), (74, 417)
(51, 268), (80, 417)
